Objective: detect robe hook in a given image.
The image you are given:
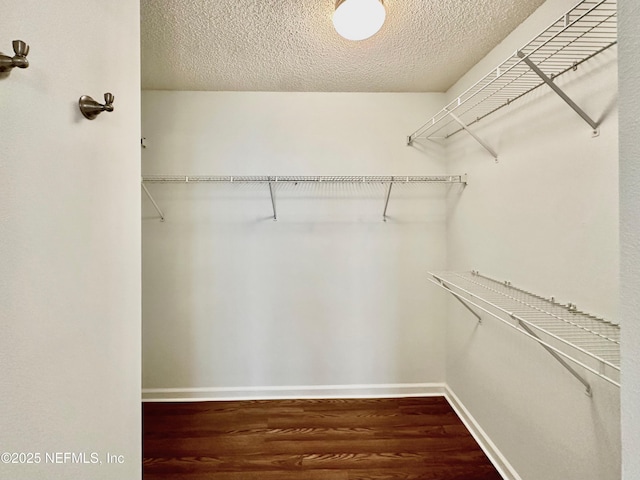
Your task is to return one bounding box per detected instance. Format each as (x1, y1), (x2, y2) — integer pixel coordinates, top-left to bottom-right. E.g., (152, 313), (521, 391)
(0, 40), (30, 73)
(79, 93), (115, 120)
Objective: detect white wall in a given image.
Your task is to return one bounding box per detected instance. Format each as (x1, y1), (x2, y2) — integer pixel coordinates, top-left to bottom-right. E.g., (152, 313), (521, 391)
(619, 0), (640, 478)
(443, 1), (620, 479)
(141, 91), (451, 399)
(0, 2), (141, 479)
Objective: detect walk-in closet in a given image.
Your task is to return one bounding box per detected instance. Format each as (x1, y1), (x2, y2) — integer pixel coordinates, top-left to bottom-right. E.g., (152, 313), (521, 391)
(139, 1), (621, 478)
(2, 1), (639, 479)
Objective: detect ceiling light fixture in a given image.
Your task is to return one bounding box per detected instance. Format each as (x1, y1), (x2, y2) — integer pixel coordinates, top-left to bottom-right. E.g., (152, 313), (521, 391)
(333, 0), (386, 41)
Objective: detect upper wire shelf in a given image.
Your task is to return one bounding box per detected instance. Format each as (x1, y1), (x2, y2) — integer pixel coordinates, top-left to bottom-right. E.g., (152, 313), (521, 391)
(429, 271), (620, 394)
(408, 0), (617, 145)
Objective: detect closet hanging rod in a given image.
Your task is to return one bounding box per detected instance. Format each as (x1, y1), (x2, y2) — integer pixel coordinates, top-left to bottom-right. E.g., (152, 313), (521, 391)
(142, 175), (467, 184)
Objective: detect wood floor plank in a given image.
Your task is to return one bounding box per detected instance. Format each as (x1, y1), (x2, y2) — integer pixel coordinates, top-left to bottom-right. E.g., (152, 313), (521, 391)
(346, 466), (504, 480)
(266, 411), (461, 429)
(141, 470), (348, 480)
(143, 397), (502, 480)
(146, 435), (482, 457)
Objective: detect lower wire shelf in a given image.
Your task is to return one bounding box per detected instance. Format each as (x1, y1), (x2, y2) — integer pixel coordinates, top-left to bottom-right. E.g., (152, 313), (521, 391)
(429, 271), (620, 395)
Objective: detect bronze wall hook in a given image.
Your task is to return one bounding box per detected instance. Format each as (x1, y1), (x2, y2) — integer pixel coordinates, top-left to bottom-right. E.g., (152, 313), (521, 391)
(79, 93), (115, 120)
(0, 40), (30, 73)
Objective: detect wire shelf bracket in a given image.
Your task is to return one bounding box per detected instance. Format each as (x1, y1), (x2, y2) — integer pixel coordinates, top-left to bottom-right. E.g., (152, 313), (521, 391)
(517, 318), (592, 396)
(268, 180), (277, 221)
(382, 181), (393, 222)
(429, 271), (620, 395)
(517, 51), (600, 135)
(141, 182), (165, 222)
(445, 109), (499, 161)
(434, 276), (483, 324)
(407, 0), (617, 150)
(141, 175), (467, 222)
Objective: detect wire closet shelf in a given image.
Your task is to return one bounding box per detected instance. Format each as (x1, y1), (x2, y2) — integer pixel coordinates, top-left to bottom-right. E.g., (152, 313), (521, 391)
(429, 271), (620, 394)
(141, 175), (465, 184)
(141, 175), (467, 222)
(408, 0), (617, 144)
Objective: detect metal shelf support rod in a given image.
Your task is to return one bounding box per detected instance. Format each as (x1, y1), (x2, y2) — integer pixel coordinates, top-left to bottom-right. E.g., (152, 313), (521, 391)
(141, 182), (165, 222)
(517, 50), (599, 132)
(268, 179), (277, 221)
(383, 179), (393, 221)
(445, 109), (499, 161)
(437, 278), (482, 323)
(516, 316), (592, 396)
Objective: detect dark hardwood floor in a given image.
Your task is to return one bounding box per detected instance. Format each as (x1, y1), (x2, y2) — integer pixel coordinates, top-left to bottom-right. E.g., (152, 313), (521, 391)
(143, 396), (502, 480)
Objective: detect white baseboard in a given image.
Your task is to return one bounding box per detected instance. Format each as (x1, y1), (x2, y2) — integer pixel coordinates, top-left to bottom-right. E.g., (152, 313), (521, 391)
(444, 386), (522, 480)
(142, 382), (445, 402)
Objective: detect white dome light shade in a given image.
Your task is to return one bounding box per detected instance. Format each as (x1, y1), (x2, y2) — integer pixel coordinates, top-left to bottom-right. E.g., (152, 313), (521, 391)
(333, 0), (386, 41)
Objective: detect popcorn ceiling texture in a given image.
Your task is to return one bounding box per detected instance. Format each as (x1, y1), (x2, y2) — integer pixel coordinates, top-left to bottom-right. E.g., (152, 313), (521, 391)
(141, 0), (545, 92)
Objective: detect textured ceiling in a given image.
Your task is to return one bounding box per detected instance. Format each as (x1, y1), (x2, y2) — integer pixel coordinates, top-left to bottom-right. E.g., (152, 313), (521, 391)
(141, 0), (546, 92)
